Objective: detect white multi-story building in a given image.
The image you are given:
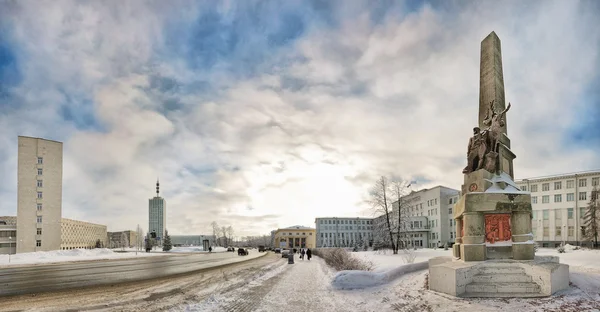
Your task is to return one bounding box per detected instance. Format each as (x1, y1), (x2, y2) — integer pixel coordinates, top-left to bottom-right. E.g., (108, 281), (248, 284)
(17, 136), (63, 253)
(392, 185), (460, 249)
(315, 217), (374, 248)
(516, 170), (600, 247)
(0, 217), (17, 254)
(61, 218), (108, 249)
(149, 180), (166, 244)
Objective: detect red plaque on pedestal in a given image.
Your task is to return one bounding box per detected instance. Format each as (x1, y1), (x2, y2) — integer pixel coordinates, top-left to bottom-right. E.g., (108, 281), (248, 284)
(485, 214), (512, 244)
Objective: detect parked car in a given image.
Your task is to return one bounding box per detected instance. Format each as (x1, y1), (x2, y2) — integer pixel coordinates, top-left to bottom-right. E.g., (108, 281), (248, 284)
(274, 248), (281, 254)
(227, 247), (235, 252)
(258, 246), (266, 252)
(281, 250), (290, 258)
(238, 248), (248, 256)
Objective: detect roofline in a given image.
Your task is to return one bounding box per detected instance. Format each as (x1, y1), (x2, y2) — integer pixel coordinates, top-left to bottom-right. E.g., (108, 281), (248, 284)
(515, 169), (600, 182)
(18, 136), (63, 144)
(314, 217), (374, 220)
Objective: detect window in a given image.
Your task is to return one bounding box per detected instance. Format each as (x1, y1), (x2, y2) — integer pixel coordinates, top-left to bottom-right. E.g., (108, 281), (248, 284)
(568, 208), (573, 219)
(521, 185), (527, 191)
(542, 183), (549, 191)
(555, 210), (561, 219)
(532, 211), (537, 219)
(37, 228), (42, 235)
(554, 182), (562, 190)
(449, 208), (453, 214)
(37, 203), (42, 211)
(36, 240), (41, 247)
(37, 157), (43, 164)
(568, 226), (574, 237)
(567, 180), (574, 188)
(37, 216), (42, 223)
(531, 184), (538, 192)
(579, 179), (587, 187)
(37, 192), (43, 199)
(542, 195), (549, 203)
(567, 193), (574, 202)
(37, 168), (43, 175)
(543, 227), (549, 237)
(593, 178), (599, 186)
(579, 192), (587, 201)
(556, 227), (561, 236)
(532, 196), (538, 204)
(543, 210), (549, 220)
(37, 180), (43, 187)
(580, 207), (586, 218)
(554, 194), (562, 203)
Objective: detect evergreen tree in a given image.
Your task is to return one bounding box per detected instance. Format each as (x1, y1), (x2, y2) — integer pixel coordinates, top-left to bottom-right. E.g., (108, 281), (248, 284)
(95, 239), (102, 248)
(162, 229), (173, 251)
(583, 186), (599, 248)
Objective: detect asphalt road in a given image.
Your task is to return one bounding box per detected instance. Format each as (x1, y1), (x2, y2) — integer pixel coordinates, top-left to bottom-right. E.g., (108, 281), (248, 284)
(0, 251), (265, 297)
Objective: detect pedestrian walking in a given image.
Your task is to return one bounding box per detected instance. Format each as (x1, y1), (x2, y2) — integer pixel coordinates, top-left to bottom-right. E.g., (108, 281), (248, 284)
(208, 246), (212, 252)
(301, 249), (306, 260)
(306, 248), (312, 260)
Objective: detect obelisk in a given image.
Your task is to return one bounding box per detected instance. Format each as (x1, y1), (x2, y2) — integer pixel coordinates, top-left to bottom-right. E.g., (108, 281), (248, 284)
(478, 31), (507, 135)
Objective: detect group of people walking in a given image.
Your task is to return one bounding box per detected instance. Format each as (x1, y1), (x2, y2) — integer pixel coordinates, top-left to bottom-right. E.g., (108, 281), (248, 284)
(299, 248), (312, 260)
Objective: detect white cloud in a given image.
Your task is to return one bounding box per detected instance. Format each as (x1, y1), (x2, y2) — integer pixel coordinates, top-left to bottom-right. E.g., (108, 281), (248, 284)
(1, 1), (599, 237)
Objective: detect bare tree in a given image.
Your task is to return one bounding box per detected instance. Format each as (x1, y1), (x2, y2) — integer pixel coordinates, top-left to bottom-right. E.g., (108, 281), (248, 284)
(221, 226), (228, 247)
(120, 232), (129, 250)
(370, 176), (398, 254)
(226, 226), (235, 246)
(391, 180), (412, 251)
(583, 186), (599, 248)
(211, 221), (220, 246)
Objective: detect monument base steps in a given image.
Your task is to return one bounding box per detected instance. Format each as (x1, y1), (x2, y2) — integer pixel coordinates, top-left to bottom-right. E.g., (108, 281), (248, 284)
(464, 263), (542, 297)
(485, 246), (513, 259)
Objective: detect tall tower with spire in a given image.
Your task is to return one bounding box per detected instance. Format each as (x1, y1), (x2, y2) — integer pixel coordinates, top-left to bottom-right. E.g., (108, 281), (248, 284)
(148, 179), (166, 245)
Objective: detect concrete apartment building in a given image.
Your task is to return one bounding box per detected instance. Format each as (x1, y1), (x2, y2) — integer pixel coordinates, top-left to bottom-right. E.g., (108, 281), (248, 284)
(60, 218), (108, 249)
(516, 170), (600, 247)
(0, 217), (17, 254)
(107, 230), (138, 249)
(148, 180), (166, 245)
(315, 217), (374, 248)
(272, 225), (316, 249)
(387, 185), (460, 249)
(17, 136), (63, 253)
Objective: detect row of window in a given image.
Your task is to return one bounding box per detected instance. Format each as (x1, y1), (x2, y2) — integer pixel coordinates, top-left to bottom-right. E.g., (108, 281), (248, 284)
(532, 208), (587, 220)
(532, 191), (594, 204)
(318, 219), (372, 225)
(320, 225), (373, 231)
(522, 177), (599, 192)
(532, 226), (576, 237)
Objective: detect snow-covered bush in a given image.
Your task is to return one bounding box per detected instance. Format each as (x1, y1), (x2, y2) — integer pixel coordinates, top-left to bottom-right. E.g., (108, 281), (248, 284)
(401, 248), (417, 264)
(443, 242), (448, 251)
(557, 243), (565, 253)
(313, 248), (373, 271)
(534, 242), (539, 253)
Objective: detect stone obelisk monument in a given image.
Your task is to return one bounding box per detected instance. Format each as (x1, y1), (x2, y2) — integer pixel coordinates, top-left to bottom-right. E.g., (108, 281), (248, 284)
(427, 32), (569, 298)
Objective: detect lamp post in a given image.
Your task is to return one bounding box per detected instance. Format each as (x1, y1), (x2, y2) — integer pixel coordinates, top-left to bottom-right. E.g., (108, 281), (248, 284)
(8, 236), (11, 263)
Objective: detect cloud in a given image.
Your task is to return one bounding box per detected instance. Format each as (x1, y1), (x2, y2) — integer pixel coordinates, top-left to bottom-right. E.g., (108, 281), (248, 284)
(0, 1), (599, 237)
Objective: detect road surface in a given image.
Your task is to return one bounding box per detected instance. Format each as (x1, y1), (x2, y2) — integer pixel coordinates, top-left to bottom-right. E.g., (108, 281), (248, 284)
(0, 250), (265, 297)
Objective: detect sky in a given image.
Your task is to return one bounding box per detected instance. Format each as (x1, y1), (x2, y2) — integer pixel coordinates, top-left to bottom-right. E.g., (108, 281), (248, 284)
(0, 0), (599, 237)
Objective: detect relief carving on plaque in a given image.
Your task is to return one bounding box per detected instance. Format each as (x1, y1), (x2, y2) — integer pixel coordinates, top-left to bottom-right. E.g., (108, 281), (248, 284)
(485, 213), (512, 244)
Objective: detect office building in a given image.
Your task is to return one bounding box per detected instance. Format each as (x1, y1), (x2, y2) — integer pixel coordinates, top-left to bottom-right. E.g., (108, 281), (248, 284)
(61, 218), (108, 249)
(0, 217), (17, 254)
(315, 217), (374, 248)
(171, 235), (215, 250)
(148, 180), (166, 245)
(107, 230), (139, 249)
(17, 136), (63, 253)
(516, 170), (600, 247)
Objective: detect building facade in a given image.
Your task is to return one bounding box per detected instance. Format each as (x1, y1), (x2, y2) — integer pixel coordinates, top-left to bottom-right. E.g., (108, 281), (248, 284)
(148, 180), (166, 245)
(315, 217), (374, 248)
(61, 218), (108, 249)
(373, 185), (460, 249)
(171, 235), (215, 249)
(17, 136), (63, 253)
(516, 170), (600, 247)
(107, 230), (138, 248)
(273, 226), (316, 249)
(0, 217), (17, 254)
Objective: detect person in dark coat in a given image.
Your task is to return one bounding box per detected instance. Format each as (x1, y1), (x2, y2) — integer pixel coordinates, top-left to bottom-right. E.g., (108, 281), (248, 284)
(300, 249), (306, 260)
(306, 248), (312, 260)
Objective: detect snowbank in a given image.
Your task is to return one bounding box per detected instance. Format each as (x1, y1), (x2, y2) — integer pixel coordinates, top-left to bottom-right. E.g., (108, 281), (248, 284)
(331, 261), (428, 290)
(353, 249), (451, 272)
(0, 248), (167, 267)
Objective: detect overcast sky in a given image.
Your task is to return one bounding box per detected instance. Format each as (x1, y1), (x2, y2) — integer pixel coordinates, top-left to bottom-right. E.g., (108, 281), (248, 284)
(0, 0), (599, 237)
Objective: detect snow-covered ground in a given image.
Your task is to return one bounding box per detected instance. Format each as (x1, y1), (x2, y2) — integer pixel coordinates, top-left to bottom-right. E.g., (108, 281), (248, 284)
(353, 248), (453, 272)
(0, 246), (229, 267)
(177, 247), (600, 311)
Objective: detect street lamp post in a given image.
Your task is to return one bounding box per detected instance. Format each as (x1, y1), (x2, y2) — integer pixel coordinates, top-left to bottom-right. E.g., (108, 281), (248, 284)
(8, 236), (11, 263)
